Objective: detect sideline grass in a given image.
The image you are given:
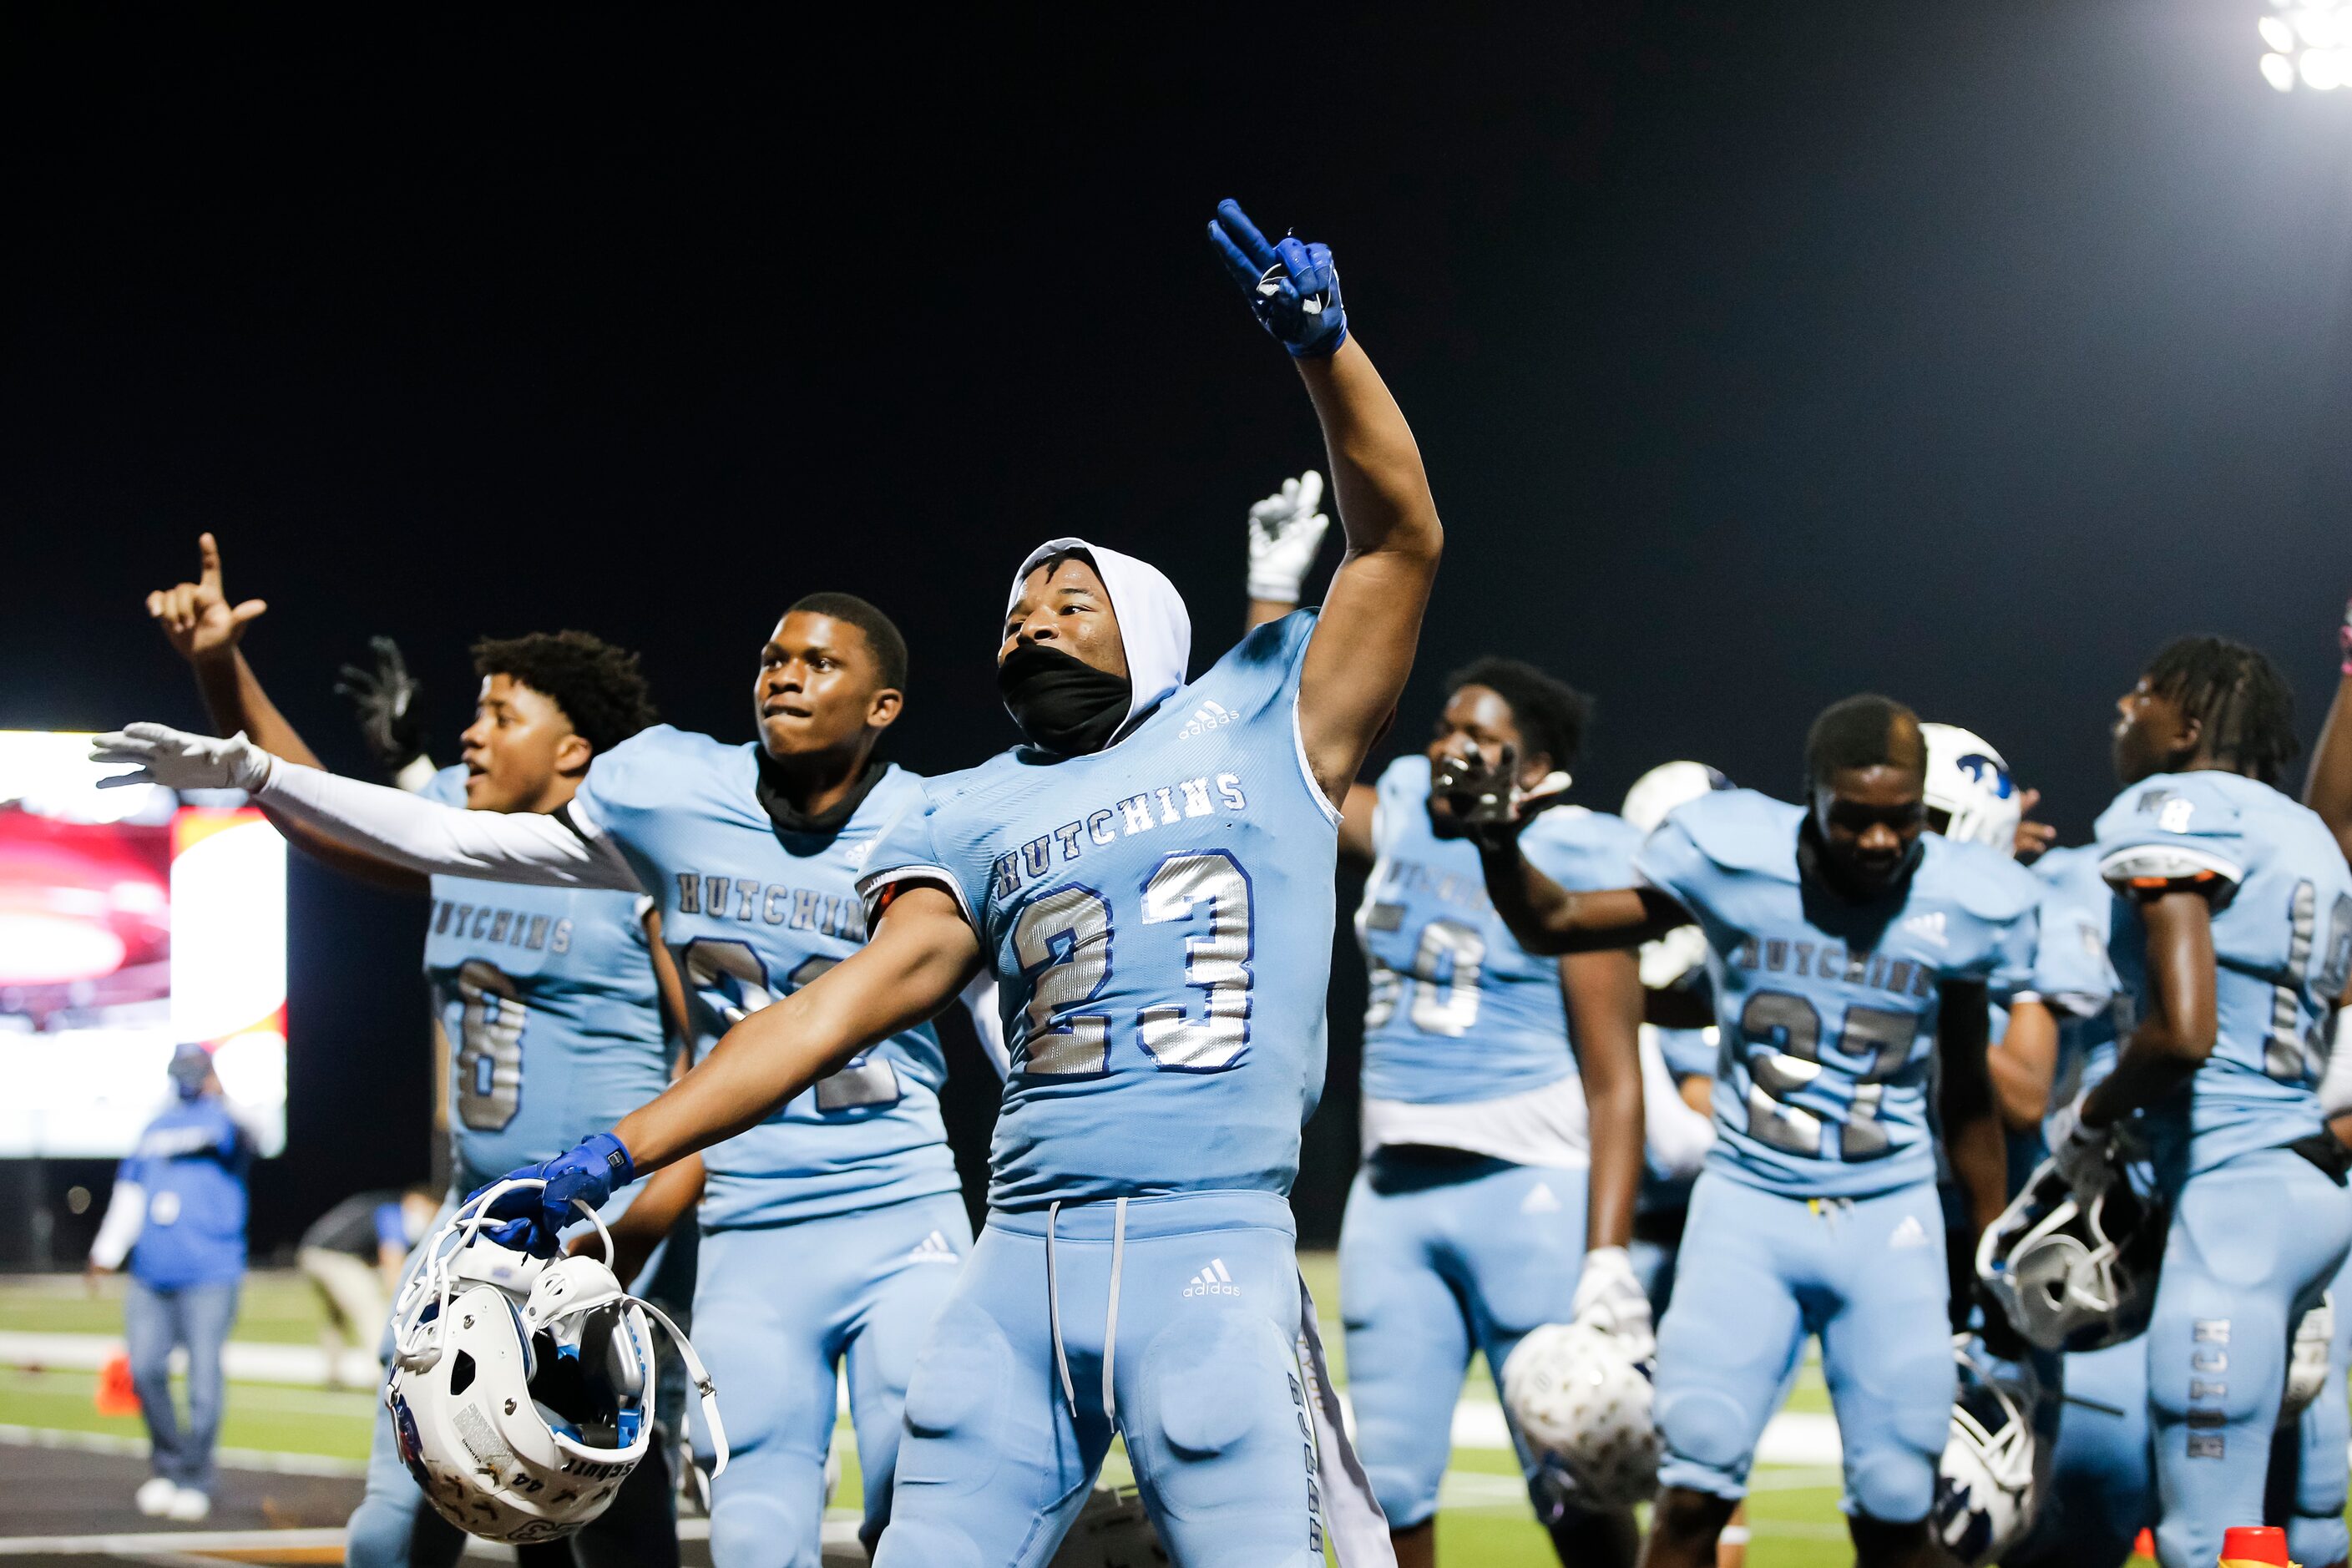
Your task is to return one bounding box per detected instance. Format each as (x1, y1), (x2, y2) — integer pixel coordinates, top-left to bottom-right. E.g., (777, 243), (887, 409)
(0, 1266), (2113, 1567)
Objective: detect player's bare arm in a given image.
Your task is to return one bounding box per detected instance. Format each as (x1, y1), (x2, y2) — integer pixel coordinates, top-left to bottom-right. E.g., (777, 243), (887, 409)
(144, 533), (424, 893)
(1206, 200), (1442, 806)
(612, 886), (983, 1172)
(2081, 889), (2218, 1128)
(1988, 998), (2058, 1135)
(2304, 594), (2352, 863)
(1562, 948), (1644, 1250)
(1937, 979), (2006, 1240)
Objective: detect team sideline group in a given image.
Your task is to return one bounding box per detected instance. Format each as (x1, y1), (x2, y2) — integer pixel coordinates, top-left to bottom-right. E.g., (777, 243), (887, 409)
(93, 199), (2352, 1568)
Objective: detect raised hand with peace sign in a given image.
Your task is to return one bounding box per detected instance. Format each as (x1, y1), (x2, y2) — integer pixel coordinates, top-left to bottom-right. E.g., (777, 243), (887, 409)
(144, 532), (268, 665)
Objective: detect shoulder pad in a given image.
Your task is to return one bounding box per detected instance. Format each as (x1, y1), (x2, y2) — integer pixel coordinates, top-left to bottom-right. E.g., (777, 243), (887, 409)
(1667, 789), (1803, 878)
(2097, 774), (2246, 843)
(584, 725), (705, 807)
(1929, 838), (2042, 923)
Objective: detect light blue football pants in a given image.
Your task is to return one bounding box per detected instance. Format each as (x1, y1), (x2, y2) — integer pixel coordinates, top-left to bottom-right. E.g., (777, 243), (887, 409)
(692, 1191), (970, 1567)
(2284, 1241), (2352, 1568)
(873, 1190), (1328, 1568)
(2006, 1338), (2151, 1568)
(2145, 1148), (2352, 1568)
(1653, 1173), (1954, 1522)
(1337, 1151), (1590, 1528)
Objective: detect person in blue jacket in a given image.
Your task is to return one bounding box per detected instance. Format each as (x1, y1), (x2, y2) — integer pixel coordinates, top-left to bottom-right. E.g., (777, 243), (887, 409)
(87, 1044), (257, 1523)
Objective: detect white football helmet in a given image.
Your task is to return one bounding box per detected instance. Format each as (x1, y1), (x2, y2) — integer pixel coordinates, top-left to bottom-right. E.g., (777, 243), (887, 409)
(1976, 1156), (2167, 1353)
(1932, 1338), (2040, 1566)
(1920, 724), (2021, 855)
(1622, 763), (1732, 989)
(1050, 1484), (1170, 1566)
(2281, 1292), (2337, 1427)
(385, 1181), (727, 1545)
(1501, 1322), (1660, 1509)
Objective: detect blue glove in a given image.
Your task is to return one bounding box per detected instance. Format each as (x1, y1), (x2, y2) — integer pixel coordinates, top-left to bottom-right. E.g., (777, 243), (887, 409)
(465, 1132), (634, 1256)
(1207, 199), (1347, 357)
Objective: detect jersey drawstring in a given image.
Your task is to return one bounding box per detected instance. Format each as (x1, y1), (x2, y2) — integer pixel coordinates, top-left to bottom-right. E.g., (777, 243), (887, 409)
(1044, 1196), (1130, 1429)
(1046, 1201), (1077, 1420)
(1100, 1197), (1128, 1424)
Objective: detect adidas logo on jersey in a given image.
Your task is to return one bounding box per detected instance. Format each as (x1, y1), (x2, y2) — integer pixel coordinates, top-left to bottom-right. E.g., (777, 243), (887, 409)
(907, 1231), (959, 1265)
(1183, 1258), (1241, 1298)
(1899, 911), (1948, 948)
(1888, 1215), (1930, 1251)
(1520, 1181), (1563, 1216)
(1177, 700), (1238, 740)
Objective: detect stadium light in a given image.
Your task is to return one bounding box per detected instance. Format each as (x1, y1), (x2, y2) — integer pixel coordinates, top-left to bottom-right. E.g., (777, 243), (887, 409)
(2262, 0), (2352, 91)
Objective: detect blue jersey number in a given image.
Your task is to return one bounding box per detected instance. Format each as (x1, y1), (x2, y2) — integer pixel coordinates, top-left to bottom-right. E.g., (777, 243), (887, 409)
(1737, 990), (1916, 1160)
(1363, 917), (1486, 1037)
(1013, 851), (1256, 1076)
(679, 938), (902, 1110)
(454, 960), (524, 1132)
(2267, 882), (2352, 1084)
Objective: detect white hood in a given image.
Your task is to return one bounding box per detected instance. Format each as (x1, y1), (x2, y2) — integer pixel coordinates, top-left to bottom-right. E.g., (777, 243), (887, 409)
(1007, 538), (1192, 734)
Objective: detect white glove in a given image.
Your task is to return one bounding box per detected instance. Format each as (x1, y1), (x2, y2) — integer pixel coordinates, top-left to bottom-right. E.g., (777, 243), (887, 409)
(1571, 1244), (1656, 1362)
(2046, 1095), (2113, 1203)
(1246, 469), (1331, 604)
(91, 723), (274, 793)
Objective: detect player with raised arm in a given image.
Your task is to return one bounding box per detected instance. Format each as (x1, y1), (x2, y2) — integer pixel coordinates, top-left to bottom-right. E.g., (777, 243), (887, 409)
(1247, 473), (1648, 1566)
(138, 543), (983, 1566)
(139, 537), (680, 1568)
(1450, 695), (2040, 1568)
(2055, 637), (2352, 1568)
(99, 196), (1439, 1566)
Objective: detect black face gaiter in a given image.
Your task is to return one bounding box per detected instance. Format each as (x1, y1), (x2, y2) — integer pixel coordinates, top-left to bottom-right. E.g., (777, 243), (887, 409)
(754, 751), (889, 837)
(997, 641), (1131, 756)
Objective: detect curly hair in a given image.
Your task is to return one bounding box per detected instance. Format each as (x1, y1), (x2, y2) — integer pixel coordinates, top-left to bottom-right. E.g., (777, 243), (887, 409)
(1444, 657), (1594, 771)
(471, 630), (659, 756)
(2144, 635), (2299, 786)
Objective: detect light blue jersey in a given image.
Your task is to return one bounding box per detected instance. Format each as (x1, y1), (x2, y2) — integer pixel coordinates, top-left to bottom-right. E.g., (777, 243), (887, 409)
(418, 768), (671, 1188)
(2031, 845), (2122, 1147)
(1633, 790), (2041, 1200)
(1355, 754), (1641, 1105)
(858, 611), (1333, 1211)
(2095, 771), (2352, 1176)
(573, 727), (959, 1230)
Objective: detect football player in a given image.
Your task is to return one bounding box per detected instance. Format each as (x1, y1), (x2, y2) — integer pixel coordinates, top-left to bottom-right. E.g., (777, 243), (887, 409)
(143, 544), (979, 1565)
(1454, 694), (2040, 1568)
(2058, 635), (2352, 1568)
(100, 195), (1439, 1566)
(140, 537), (680, 1568)
(1245, 476), (1648, 1565)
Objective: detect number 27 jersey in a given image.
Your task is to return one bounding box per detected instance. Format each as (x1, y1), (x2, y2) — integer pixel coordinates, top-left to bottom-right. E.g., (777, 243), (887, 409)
(858, 611), (1338, 1212)
(1634, 789), (2041, 1199)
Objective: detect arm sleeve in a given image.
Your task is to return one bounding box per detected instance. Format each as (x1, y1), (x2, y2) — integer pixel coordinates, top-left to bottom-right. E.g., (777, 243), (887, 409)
(89, 1181), (146, 1269)
(857, 796), (978, 928)
(2321, 1006), (2352, 1120)
(259, 761), (640, 890)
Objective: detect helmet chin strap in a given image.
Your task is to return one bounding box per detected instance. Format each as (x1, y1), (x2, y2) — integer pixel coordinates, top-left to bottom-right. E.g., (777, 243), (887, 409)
(393, 1179), (727, 1478)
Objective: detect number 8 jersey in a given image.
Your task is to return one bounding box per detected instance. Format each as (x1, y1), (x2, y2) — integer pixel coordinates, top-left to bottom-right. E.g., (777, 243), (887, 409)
(1632, 788), (2041, 1200)
(858, 611), (1338, 1211)
(419, 767), (672, 1189)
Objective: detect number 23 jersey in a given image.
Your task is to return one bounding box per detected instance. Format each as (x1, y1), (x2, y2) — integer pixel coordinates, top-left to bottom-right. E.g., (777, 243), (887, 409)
(419, 767), (671, 1188)
(1633, 789), (2041, 1199)
(859, 610), (1338, 1212)
(2095, 769), (2352, 1176)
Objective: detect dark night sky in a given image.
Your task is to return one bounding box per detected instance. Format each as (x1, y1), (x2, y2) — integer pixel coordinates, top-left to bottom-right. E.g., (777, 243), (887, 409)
(7, 4), (2351, 1249)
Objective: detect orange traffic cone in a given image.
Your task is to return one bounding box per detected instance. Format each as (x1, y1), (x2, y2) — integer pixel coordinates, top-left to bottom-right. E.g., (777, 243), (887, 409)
(2218, 1524), (2299, 1567)
(94, 1349), (139, 1418)
(2135, 1529), (2156, 1560)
